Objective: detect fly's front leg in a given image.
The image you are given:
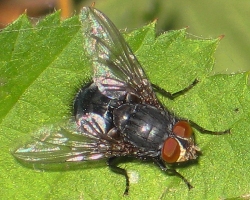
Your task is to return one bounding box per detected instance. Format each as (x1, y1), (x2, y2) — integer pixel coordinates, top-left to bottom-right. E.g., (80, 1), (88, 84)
(189, 121), (230, 135)
(107, 157), (130, 195)
(153, 79), (230, 135)
(152, 79), (199, 100)
(154, 158), (193, 190)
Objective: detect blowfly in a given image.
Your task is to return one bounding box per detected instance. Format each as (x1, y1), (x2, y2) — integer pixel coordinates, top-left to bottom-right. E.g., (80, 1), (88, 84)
(14, 6), (227, 195)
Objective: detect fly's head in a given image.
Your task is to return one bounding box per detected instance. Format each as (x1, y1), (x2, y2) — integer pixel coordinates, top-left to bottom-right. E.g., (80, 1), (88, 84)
(161, 121), (200, 163)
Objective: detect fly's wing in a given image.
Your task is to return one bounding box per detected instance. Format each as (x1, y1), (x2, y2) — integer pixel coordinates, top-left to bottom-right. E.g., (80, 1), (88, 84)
(14, 115), (118, 163)
(80, 7), (161, 108)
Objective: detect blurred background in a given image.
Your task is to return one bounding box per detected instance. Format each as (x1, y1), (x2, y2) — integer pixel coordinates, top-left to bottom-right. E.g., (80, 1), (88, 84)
(0, 0), (249, 74)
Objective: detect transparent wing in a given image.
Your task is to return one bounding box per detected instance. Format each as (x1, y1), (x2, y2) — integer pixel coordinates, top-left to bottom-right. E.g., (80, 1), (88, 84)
(13, 115), (119, 163)
(80, 7), (161, 107)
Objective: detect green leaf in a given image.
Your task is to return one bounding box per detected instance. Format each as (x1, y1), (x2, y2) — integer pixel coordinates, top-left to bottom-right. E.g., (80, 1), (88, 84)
(1, 11), (249, 200)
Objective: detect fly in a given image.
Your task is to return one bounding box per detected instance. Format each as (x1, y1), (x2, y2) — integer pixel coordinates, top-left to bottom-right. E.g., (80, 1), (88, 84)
(13, 6), (229, 195)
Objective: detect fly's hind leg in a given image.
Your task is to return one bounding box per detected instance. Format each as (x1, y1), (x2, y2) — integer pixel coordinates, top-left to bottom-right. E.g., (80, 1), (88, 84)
(107, 157), (130, 195)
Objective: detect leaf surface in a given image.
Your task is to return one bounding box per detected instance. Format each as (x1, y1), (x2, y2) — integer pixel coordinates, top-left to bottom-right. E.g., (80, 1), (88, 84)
(0, 11), (249, 200)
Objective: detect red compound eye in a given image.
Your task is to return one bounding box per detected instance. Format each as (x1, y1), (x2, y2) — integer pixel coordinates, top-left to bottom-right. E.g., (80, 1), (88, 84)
(173, 121), (192, 138)
(161, 138), (180, 163)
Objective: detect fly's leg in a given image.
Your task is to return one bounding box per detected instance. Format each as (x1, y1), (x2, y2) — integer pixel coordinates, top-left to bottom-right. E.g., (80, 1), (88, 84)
(189, 121), (230, 135)
(152, 79), (199, 100)
(153, 79), (230, 135)
(154, 158), (193, 190)
(107, 157), (129, 195)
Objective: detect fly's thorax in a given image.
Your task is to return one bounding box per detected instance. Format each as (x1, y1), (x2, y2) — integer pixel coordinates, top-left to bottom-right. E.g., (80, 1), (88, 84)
(113, 103), (176, 150)
(161, 121), (200, 163)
